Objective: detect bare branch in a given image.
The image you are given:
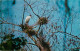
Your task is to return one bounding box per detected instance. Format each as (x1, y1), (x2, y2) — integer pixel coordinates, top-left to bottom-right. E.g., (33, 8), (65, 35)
(0, 20), (20, 26)
(52, 31), (80, 40)
(24, 0), (40, 18)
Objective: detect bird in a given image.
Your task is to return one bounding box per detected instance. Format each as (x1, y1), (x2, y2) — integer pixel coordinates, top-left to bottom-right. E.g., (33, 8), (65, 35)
(25, 15), (32, 24)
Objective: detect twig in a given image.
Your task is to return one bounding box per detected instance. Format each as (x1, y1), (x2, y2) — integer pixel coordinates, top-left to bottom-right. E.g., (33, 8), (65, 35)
(24, 0), (40, 18)
(52, 31), (80, 40)
(0, 20), (20, 26)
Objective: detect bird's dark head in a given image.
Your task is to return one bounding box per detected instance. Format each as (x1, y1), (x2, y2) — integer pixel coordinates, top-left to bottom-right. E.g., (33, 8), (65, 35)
(30, 15), (32, 17)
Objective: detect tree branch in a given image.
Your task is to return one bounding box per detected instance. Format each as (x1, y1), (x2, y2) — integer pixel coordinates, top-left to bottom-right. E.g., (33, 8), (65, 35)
(24, 0), (40, 18)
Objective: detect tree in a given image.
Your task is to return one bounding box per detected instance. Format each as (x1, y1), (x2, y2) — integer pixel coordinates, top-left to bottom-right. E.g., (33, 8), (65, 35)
(0, 0), (80, 51)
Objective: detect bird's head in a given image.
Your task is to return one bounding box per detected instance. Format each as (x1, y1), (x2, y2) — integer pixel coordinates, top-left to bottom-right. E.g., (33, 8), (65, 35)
(30, 15), (32, 17)
(29, 15), (32, 19)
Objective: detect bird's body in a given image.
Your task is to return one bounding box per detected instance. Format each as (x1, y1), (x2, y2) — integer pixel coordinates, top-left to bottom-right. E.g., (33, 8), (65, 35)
(25, 15), (31, 23)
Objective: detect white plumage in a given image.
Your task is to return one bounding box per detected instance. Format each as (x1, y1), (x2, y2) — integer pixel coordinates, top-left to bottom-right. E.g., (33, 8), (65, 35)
(25, 15), (31, 23)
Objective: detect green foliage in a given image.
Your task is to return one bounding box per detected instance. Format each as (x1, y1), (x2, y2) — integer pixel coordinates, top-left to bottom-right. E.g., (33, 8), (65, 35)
(0, 34), (27, 50)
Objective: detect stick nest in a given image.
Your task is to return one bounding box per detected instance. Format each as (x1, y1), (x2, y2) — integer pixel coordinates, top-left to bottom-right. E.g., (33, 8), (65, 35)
(38, 17), (48, 25)
(19, 24), (37, 37)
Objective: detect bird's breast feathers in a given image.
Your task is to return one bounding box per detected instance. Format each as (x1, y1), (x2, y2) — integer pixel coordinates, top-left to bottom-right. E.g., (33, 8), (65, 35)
(25, 16), (31, 23)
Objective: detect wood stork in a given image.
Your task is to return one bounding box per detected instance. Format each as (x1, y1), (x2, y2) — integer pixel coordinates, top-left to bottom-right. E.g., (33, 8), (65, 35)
(25, 15), (32, 24)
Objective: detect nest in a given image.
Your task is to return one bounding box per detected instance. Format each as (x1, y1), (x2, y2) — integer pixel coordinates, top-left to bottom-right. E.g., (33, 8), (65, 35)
(26, 29), (37, 37)
(19, 24), (37, 37)
(19, 24), (33, 31)
(38, 17), (48, 25)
